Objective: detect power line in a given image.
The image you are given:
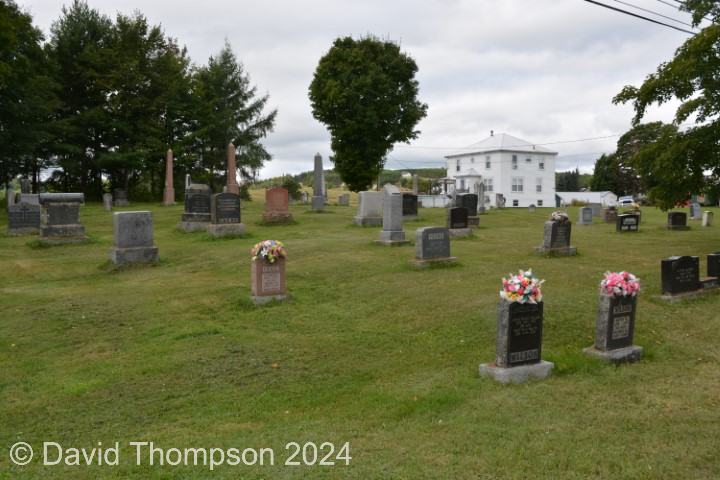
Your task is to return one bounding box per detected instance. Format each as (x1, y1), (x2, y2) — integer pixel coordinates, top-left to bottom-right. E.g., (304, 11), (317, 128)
(612, 0), (694, 27)
(655, 0), (715, 23)
(583, 0), (697, 34)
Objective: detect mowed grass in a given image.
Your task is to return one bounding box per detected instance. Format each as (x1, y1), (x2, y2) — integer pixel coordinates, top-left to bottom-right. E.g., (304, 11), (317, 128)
(1, 192), (719, 479)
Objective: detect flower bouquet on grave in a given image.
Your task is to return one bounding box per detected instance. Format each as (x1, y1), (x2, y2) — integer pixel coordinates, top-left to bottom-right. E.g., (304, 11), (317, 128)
(251, 240), (287, 264)
(550, 211), (569, 223)
(500, 269), (545, 304)
(620, 203), (641, 215)
(600, 271), (640, 298)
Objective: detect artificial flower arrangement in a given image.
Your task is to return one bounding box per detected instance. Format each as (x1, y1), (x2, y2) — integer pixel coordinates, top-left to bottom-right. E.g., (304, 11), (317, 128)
(251, 240), (287, 264)
(600, 271), (640, 297)
(620, 203), (641, 215)
(500, 269), (545, 304)
(550, 211), (569, 223)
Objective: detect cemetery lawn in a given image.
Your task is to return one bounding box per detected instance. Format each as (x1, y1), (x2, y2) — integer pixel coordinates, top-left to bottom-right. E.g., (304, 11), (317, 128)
(1, 194), (719, 479)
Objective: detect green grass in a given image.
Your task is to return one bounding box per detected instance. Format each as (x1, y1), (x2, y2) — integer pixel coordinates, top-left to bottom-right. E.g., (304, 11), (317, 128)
(1, 194), (719, 479)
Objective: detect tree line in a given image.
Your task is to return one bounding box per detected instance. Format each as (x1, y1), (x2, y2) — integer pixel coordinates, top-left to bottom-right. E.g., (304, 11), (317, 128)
(0, 0), (276, 200)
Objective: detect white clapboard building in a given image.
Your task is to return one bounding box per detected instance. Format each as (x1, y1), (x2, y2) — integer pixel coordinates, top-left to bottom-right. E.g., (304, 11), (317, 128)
(444, 132), (558, 208)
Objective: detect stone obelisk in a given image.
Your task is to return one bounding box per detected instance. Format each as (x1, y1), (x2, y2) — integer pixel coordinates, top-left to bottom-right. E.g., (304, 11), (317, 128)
(226, 142), (239, 194)
(311, 153), (324, 211)
(163, 148), (175, 205)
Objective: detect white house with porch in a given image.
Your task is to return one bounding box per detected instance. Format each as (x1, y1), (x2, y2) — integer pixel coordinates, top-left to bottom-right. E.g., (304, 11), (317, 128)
(444, 132), (558, 208)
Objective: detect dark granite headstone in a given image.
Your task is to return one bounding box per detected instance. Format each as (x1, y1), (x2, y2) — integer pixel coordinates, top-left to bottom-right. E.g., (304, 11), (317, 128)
(667, 212), (688, 229)
(457, 193), (478, 215)
(595, 295), (636, 350)
(661, 256), (700, 295)
(113, 188), (129, 207)
(497, 301), (543, 367)
(7, 202), (41, 234)
(416, 227), (451, 260)
(182, 184), (211, 222)
(616, 214), (639, 232)
(447, 207), (468, 229)
(707, 252), (720, 278)
(543, 221), (571, 249)
(211, 192), (240, 224)
(20, 178), (31, 194)
(402, 193), (418, 217)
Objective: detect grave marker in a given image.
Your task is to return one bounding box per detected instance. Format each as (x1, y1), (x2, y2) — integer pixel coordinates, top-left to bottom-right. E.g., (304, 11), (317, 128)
(447, 207), (471, 237)
(110, 211), (159, 265)
(38, 193), (87, 244)
(410, 227), (456, 268)
(354, 191), (383, 226)
(402, 193), (418, 220)
(178, 183), (212, 232)
(667, 211), (689, 230)
(207, 192), (245, 237)
(7, 202), (41, 235)
(262, 187), (293, 223)
(376, 190), (408, 245)
(616, 213), (639, 232)
(578, 206), (593, 225)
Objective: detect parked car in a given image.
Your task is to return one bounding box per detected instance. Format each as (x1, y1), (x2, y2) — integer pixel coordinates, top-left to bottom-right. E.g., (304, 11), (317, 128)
(618, 196), (635, 207)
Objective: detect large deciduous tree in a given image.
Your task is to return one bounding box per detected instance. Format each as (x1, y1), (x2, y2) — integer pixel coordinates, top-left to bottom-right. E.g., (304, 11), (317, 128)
(309, 36), (428, 191)
(613, 0), (720, 209)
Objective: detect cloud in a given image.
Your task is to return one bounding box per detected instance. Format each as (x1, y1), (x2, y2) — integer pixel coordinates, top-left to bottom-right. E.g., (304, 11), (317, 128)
(22, 0), (694, 177)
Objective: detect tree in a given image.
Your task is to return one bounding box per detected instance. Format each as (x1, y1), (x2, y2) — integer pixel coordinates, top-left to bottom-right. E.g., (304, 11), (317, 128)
(556, 169), (580, 192)
(191, 43), (277, 192)
(590, 154), (620, 193)
(309, 36), (428, 191)
(613, 0), (720, 209)
(0, 0), (57, 189)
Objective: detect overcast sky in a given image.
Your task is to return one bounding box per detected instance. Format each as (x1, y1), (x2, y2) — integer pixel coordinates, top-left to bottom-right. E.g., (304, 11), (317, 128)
(22, 0), (698, 178)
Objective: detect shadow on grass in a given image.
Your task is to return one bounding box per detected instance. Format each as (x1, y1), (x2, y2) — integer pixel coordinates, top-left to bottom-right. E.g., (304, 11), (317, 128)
(26, 235), (100, 249)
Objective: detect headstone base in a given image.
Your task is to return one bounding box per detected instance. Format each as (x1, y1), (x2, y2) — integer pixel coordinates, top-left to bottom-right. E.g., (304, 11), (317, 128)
(667, 225), (690, 230)
(478, 361), (554, 384)
(448, 228), (472, 238)
(109, 246), (159, 265)
(378, 230), (407, 242)
(467, 216), (479, 227)
(311, 196), (324, 210)
(8, 227), (39, 236)
(207, 223), (246, 238)
(354, 216), (383, 227)
(262, 212), (294, 224)
(534, 245), (577, 256)
(409, 257), (457, 269)
(660, 282), (720, 302)
(40, 224), (86, 238)
(177, 221), (210, 233)
(251, 294), (290, 305)
(182, 213), (211, 223)
(583, 345), (643, 364)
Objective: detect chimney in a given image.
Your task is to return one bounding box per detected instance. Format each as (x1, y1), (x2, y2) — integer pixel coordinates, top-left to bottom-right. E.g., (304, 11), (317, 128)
(490, 130), (494, 137)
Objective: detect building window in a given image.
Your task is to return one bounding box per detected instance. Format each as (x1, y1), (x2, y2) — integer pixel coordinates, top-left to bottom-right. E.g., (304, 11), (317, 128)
(512, 155), (518, 170)
(511, 177), (524, 193)
(538, 200), (543, 206)
(485, 195), (491, 204)
(456, 160), (460, 172)
(471, 157), (475, 163)
(526, 157), (532, 164)
(485, 156), (491, 169)
(539, 161), (545, 170)
(513, 200), (519, 207)
(484, 178), (494, 192)
(459, 179), (465, 191)
(536, 178), (542, 193)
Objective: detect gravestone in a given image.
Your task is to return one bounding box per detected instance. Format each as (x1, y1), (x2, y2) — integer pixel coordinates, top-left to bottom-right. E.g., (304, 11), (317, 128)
(536, 220), (576, 255)
(616, 213), (639, 232)
(178, 183), (211, 231)
(410, 227), (456, 268)
(7, 202), (41, 235)
(20, 178), (31, 194)
(103, 193), (113, 211)
(578, 206), (593, 225)
(301, 191), (309, 204)
(38, 193), (87, 244)
(262, 187), (293, 223)
(447, 207), (471, 237)
(19, 193), (39, 205)
(584, 294), (642, 363)
(163, 148), (176, 205)
(376, 191), (408, 245)
(476, 182), (486, 214)
(667, 212), (689, 230)
(354, 191), (383, 226)
(661, 256), (700, 296)
(708, 252), (720, 278)
(702, 211), (713, 227)
(338, 193), (350, 206)
(110, 211), (159, 265)
(113, 188), (129, 207)
(207, 192), (245, 237)
(312, 153), (324, 211)
(412, 174), (418, 195)
(690, 202), (702, 220)
(251, 258), (289, 304)
(458, 193), (479, 226)
(6, 185), (15, 207)
(528, 204), (536, 213)
(479, 300), (554, 383)
(588, 203), (602, 217)
(603, 207), (618, 223)
(495, 193), (506, 209)
(402, 193), (418, 220)
(225, 143), (239, 195)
